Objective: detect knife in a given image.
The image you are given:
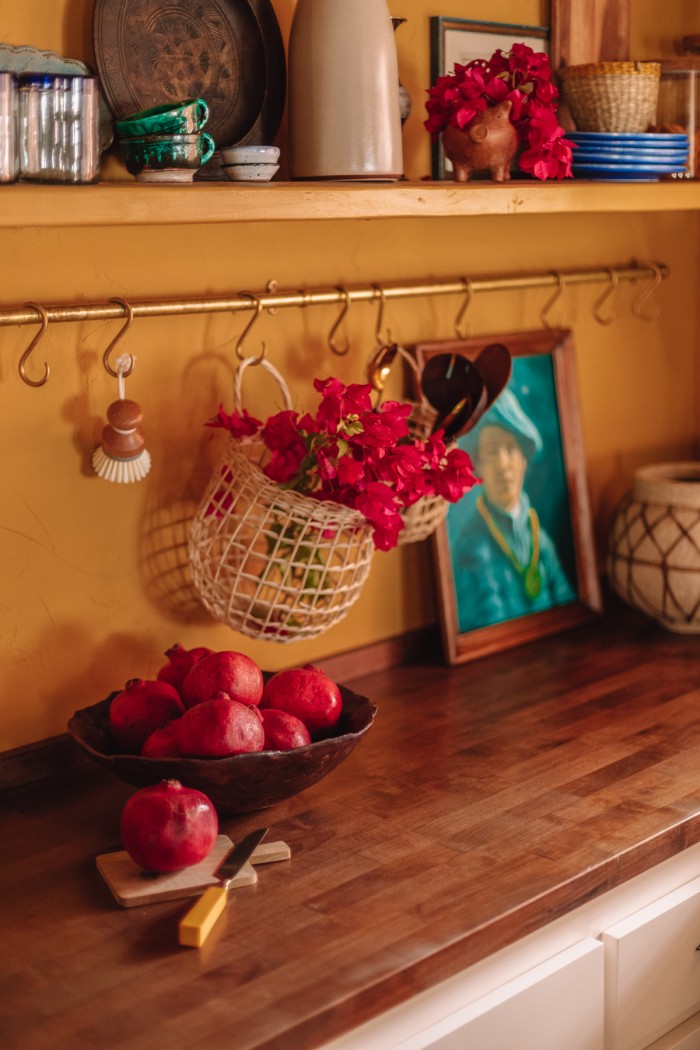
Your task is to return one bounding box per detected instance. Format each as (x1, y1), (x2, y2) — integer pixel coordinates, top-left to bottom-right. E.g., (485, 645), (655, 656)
(178, 827), (269, 948)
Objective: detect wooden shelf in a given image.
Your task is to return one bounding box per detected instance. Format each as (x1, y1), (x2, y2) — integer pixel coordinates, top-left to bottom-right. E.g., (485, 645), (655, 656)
(4, 178), (700, 228)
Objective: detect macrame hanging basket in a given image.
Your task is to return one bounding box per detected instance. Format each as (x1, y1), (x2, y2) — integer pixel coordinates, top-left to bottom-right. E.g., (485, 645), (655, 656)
(188, 359), (375, 642)
(367, 342), (449, 547)
(397, 399), (450, 545)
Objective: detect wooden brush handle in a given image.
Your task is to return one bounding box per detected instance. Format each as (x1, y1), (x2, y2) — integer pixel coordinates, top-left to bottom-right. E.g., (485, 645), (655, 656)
(100, 399), (146, 459)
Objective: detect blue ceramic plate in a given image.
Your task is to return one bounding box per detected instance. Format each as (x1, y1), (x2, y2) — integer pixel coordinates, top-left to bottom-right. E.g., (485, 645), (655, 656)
(574, 175), (663, 182)
(571, 149), (688, 164)
(572, 168), (685, 182)
(567, 132), (689, 144)
(572, 162), (687, 174)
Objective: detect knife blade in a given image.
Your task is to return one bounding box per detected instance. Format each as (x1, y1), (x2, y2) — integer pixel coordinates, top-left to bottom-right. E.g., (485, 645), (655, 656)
(178, 827), (269, 948)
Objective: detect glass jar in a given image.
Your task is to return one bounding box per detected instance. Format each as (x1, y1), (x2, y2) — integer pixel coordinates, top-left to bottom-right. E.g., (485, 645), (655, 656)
(654, 59), (700, 178)
(18, 73), (100, 184)
(0, 72), (18, 182)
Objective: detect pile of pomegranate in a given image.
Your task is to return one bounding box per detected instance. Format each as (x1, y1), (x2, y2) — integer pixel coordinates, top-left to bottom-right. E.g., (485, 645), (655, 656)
(108, 644), (344, 759)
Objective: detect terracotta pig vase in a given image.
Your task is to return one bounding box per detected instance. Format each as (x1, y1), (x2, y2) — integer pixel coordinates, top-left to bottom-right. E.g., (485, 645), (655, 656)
(442, 100), (519, 183)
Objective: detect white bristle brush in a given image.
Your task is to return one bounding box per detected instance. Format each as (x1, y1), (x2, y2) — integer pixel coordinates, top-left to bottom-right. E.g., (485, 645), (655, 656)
(92, 354), (151, 484)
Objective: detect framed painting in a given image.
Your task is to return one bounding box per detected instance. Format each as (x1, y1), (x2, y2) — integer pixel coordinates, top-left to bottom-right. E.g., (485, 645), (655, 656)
(429, 17), (549, 180)
(412, 329), (602, 666)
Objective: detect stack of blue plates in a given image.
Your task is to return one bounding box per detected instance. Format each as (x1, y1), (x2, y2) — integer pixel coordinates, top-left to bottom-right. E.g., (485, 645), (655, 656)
(568, 132), (690, 182)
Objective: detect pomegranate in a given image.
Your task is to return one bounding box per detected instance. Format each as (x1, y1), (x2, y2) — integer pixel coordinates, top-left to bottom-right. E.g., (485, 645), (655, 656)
(120, 779), (218, 873)
(261, 708), (311, 751)
(156, 643), (213, 693)
(260, 665), (343, 736)
(176, 695), (265, 757)
(141, 721), (181, 758)
(180, 650), (264, 709)
(109, 679), (185, 752)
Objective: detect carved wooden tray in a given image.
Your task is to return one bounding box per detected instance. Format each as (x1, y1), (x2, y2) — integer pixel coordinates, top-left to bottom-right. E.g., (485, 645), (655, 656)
(93, 0), (285, 159)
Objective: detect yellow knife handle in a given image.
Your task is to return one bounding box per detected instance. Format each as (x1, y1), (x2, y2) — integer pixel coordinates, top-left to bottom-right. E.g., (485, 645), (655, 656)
(178, 886), (228, 948)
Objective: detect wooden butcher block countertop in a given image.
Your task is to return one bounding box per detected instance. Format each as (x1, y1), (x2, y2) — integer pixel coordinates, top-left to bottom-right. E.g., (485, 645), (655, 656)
(3, 603), (700, 1050)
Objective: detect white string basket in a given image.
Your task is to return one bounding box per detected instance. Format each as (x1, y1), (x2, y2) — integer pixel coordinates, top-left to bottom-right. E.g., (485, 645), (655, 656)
(396, 400), (449, 545)
(189, 359), (375, 642)
(388, 356), (451, 546)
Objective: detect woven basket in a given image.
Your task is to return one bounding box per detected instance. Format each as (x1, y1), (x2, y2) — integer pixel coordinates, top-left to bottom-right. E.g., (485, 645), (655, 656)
(561, 61), (660, 133)
(189, 439), (375, 641)
(397, 399), (449, 546)
(189, 357), (375, 641)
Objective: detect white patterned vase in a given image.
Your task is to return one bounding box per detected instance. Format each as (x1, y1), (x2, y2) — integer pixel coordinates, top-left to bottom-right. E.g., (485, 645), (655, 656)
(607, 461), (700, 632)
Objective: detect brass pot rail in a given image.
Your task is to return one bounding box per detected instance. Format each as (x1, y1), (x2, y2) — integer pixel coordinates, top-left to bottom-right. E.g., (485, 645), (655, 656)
(9, 261), (667, 385)
(2, 262), (666, 329)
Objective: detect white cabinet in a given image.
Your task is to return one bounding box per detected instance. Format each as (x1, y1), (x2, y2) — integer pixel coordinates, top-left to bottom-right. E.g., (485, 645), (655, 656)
(603, 875), (700, 1050)
(319, 844), (700, 1050)
(321, 939), (604, 1050)
(392, 939), (604, 1050)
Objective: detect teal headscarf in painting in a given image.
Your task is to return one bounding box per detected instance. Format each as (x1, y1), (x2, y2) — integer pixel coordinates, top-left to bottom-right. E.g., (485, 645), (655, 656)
(462, 387), (543, 462)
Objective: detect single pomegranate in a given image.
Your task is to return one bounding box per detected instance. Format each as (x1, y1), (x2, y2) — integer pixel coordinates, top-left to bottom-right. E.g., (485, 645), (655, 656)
(260, 665), (342, 736)
(261, 708), (311, 751)
(109, 679), (185, 752)
(180, 650), (264, 709)
(141, 721), (181, 758)
(120, 779), (218, 873)
(156, 643), (213, 693)
(176, 695), (265, 757)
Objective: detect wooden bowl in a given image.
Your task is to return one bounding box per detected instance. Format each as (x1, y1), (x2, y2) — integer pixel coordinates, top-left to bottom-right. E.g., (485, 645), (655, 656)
(67, 683), (376, 814)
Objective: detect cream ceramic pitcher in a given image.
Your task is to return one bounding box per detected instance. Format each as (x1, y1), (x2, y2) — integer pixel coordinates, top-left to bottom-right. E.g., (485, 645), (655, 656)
(288, 0), (403, 180)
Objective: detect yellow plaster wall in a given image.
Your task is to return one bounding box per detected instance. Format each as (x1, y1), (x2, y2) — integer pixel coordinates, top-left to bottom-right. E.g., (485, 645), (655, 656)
(1, 2), (698, 750)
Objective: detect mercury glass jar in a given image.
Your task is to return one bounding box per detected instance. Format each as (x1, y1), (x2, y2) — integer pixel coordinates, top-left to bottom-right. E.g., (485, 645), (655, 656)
(654, 59), (700, 178)
(18, 73), (100, 183)
(0, 73), (18, 182)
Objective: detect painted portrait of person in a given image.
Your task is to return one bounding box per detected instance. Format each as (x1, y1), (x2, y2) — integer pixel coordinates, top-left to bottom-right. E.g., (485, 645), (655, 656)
(446, 354), (578, 634)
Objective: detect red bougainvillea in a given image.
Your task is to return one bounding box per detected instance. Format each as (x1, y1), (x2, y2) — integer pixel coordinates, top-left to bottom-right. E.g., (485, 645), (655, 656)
(425, 43), (574, 180)
(207, 377), (478, 551)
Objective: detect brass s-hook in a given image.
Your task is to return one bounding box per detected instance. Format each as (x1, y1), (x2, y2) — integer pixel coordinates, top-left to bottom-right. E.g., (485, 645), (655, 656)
(632, 262), (664, 324)
(540, 271), (566, 329)
(18, 302), (50, 387)
(592, 269), (619, 326)
(103, 298), (135, 378)
(328, 286), (351, 356)
(373, 284), (392, 345)
(236, 293), (267, 363)
(454, 277), (473, 339)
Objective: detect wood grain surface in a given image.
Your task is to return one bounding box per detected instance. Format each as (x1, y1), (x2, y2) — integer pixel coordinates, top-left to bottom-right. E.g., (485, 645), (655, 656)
(2, 599), (700, 1050)
(551, 0), (631, 69)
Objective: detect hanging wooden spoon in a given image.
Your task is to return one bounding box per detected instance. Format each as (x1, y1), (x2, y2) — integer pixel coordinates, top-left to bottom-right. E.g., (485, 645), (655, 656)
(420, 352), (486, 440)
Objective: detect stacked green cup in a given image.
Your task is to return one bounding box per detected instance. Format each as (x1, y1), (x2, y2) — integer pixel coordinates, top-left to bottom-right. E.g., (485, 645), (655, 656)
(116, 98), (214, 182)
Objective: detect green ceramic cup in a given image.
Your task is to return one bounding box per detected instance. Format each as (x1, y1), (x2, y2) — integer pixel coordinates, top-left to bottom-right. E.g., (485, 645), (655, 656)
(116, 98), (209, 138)
(121, 132), (216, 177)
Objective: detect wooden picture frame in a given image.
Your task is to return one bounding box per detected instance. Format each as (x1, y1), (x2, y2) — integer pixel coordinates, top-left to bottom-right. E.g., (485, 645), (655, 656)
(413, 329), (602, 666)
(429, 17), (549, 180)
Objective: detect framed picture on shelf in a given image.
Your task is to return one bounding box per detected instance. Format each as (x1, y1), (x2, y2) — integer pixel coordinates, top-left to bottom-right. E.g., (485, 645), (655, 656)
(412, 329), (602, 666)
(429, 17), (549, 180)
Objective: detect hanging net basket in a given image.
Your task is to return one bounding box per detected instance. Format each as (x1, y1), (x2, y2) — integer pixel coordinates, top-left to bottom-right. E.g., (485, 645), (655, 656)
(189, 359), (375, 642)
(395, 374), (450, 546)
(369, 344), (451, 550)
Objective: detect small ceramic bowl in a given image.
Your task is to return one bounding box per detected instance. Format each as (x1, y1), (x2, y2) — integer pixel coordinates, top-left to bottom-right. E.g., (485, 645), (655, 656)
(220, 144), (280, 165)
(223, 162), (279, 183)
(67, 681), (377, 814)
(120, 131), (215, 181)
(116, 98), (209, 138)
